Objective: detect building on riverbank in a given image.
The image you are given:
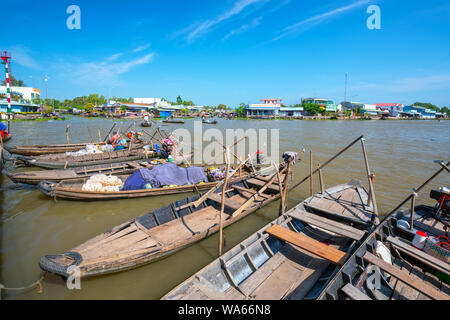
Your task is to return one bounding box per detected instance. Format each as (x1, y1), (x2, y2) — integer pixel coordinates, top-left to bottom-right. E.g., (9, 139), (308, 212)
(244, 99), (282, 117)
(302, 98), (340, 112)
(374, 103), (404, 117)
(402, 105), (437, 118)
(0, 86), (41, 101)
(0, 100), (39, 112)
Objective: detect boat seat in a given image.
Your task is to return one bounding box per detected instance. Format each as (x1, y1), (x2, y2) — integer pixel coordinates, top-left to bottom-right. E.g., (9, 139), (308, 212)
(265, 224), (348, 265)
(207, 193), (242, 211)
(362, 252), (449, 300)
(386, 236), (450, 276)
(288, 208), (366, 241)
(246, 178), (280, 192)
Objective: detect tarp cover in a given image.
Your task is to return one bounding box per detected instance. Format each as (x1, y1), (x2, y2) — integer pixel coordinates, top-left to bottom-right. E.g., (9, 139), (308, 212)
(122, 163), (208, 191)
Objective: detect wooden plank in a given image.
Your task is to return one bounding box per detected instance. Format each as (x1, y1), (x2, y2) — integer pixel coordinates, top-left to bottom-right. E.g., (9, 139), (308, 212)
(387, 236), (450, 276)
(341, 283), (372, 300)
(288, 208), (365, 241)
(265, 225), (348, 265)
(246, 178), (280, 192)
(363, 252), (450, 300)
(304, 203), (371, 226)
(207, 193), (243, 211)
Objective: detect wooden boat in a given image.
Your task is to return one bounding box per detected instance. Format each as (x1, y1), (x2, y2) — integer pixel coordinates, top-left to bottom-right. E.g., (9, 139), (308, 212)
(4, 141), (107, 156)
(163, 119), (185, 124)
(318, 197), (450, 300)
(37, 165), (253, 200)
(39, 164), (289, 278)
(14, 146), (156, 170)
(140, 121), (152, 127)
(202, 119), (217, 124)
(4, 159), (164, 185)
(162, 180), (377, 300)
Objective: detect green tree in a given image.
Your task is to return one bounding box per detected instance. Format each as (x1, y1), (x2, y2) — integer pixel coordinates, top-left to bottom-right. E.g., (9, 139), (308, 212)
(302, 103), (323, 115)
(413, 102), (440, 111)
(1, 75), (26, 87)
(84, 102), (94, 113)
(236, 102), (246, 117)
(176, 95), (183, 105)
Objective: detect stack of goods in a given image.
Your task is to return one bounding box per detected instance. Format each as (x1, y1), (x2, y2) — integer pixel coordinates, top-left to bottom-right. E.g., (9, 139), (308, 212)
(121, 163), (208, 191)
(65, 144), (113, 156)
(81, 174), (123, 192)
(207, 166), (232, 181)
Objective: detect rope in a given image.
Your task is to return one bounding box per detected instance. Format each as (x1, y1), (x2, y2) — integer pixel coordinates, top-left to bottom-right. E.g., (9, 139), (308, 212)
(0, 273), (46, 299)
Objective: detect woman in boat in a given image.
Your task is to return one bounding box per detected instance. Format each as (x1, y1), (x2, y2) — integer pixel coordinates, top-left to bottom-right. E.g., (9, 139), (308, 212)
(0, 122), (9, 140)
(108, 131), (121, 145)
(161, 134), (176, 159)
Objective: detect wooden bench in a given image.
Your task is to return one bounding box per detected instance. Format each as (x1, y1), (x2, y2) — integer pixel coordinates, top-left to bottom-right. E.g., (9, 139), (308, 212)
(363, 252), (450, 300)
(387, 236), (450, 276)
(207, 193), (243, 211)
(341, 283), (372, 300)
(288, 208), (366, 241)
(265, 224), (348, 265)
(246, 178), (280, 192)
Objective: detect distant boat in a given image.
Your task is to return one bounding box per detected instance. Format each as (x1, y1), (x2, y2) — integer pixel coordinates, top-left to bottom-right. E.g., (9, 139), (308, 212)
(202, 118), (218, 124)
(163, 119), (185, 124)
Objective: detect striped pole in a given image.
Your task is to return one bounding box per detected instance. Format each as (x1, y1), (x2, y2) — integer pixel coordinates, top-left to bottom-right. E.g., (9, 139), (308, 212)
(1, 52), (12, 114)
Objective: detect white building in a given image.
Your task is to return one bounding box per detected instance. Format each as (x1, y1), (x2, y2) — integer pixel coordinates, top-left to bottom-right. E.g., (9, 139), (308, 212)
(0, 86), (41, 101)
(133, 97), (171, 108)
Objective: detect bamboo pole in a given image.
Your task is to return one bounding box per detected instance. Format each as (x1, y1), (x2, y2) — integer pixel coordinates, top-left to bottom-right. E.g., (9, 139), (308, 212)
(97, 128), (102, 142)
(87, 127), (94, 143)
(318, 163), (325, 194)
(273, 162), (285, 216)
(65, 125), (70, 144)
(361, 138), (379, 223)
(103, 123), (116, 141)
(289, 135), (364, 191)
(218, 147), (230, 256)
(0, 132), (4, 165)
(409, 193), (416, 231)
(309, 150), (313, 196)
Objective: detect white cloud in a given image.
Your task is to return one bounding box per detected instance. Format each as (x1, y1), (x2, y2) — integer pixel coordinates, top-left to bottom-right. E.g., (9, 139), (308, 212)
(66, 52), (154, 87)
(178, 0), (266, 42)
(272, 0), (371, 41)
(133, 44), (151, 53)
(352, 74), (450, 93)
(222, 16), (263, 41)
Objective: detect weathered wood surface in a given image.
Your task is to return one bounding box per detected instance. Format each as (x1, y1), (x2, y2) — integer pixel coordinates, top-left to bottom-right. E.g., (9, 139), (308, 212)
(341, 284), (372, 300)
(266, 224), (348, 265)
(363, 252), (449, 300)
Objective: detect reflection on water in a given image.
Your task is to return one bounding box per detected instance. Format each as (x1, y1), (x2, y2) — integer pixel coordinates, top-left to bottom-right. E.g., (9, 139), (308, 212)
(1, 117), (449, 299)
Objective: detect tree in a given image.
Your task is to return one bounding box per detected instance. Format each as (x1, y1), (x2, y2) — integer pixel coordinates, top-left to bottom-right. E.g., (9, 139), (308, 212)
(176, 95), (183, 105)
(440, 106), (450, 116)
(302, 103), (323, 115)
(217, 104), (227, 110)
(236, 102), (246, 117)
(413, 102), (440, 111)
(1, 75), (26, 87)
(84, 102), (94, 113)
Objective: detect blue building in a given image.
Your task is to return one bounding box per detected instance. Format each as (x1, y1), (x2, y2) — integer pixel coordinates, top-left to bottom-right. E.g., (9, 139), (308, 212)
(0, 100), (39, 113)
(402, 105), (437, 118)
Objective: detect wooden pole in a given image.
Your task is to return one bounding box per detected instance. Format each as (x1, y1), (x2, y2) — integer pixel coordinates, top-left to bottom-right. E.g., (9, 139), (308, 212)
(0, 132), (4, 165)
(275, 162), (285, 216)
(309, 150), (313, 196)
(97, 128), (102, 142)
(218, 147), (230, 256)
(289, 135), (364, 191)
(318, 163), (325, 194)
(360, 138), (379, 223)
(87, 127), (94, 143)
(409, 192), (416, 231)
(103, 123), (116, 141)
(65, 124), (70, 144)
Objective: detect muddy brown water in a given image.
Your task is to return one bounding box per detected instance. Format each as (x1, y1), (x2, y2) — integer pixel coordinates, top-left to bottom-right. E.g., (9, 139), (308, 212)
(0, 117), (449, 299)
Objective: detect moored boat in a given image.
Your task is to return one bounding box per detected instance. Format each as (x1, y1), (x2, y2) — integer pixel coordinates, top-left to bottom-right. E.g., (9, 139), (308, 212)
(4, 159), (164, 185)
(140, 121), (152, 127)
(5, 141), (107, 156)
(163, 119), (185, 124)
(38, 154), (301, 278)
(162, 180), (377, 300)
(14, 145), (156, 169)
(318, 163), (450, 300)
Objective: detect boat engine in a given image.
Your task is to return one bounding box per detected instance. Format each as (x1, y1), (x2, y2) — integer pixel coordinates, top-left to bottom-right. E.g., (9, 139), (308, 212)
(430, 187), (450, 218)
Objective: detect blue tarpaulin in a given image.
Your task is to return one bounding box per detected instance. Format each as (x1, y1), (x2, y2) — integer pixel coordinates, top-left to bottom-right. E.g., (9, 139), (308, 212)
(122, 163), (208, 191)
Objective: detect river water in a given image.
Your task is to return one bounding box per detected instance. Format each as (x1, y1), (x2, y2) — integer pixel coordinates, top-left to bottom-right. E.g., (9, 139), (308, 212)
(1, 117), (449, 299)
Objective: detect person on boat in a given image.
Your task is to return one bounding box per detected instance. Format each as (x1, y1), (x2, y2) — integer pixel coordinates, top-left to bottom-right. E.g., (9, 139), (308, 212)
(113, 138), (128, 151)
(161, 134), (176, 159)
(144, 115), (149, 123)
(0, 122), (9, 140)
(108, 131), (121, 145)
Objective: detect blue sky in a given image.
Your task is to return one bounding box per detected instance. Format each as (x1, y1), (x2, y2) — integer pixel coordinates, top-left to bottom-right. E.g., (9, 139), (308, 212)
(2, 0), (450, 107)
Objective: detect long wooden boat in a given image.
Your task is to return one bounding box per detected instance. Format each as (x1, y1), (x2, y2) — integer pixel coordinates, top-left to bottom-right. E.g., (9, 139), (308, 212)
(4, 159), (165, 185)
(14, 146), (156, 170)
(163, 119), (185, 124)
(5, 141), (107, 156)
(141, 121), (152, 127)
(317, 194), (450, 300)
(162, 180), (377, 300)
(37, 165), (254, 200)
(38, 165), (287, 278)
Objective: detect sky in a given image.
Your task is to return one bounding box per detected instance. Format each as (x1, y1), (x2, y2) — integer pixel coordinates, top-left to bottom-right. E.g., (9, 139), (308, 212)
(1, 0), (450, 107)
